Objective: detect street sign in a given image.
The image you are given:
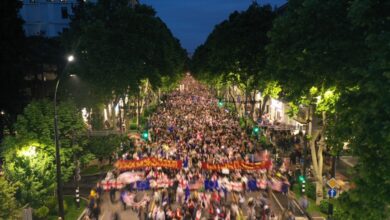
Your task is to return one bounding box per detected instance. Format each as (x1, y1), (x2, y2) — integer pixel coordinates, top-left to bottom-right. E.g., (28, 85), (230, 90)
(328, 188), (337, 198)
(327, 178), (338, 188)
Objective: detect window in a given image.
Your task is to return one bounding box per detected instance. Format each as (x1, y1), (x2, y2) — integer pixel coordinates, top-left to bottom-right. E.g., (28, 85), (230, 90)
(61, 7), (68, 19)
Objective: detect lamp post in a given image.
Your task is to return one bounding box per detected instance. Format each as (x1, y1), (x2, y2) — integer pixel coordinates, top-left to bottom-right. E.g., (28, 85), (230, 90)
(54, 54), (74, 220)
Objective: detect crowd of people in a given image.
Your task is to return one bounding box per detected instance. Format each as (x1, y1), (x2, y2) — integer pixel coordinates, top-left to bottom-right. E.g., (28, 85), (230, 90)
(86, 75), (303, 220)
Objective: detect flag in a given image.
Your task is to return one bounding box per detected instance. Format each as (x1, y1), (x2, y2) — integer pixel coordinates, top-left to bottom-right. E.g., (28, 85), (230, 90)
(185, 185), (190, 201)
(136, 179), (150, 190)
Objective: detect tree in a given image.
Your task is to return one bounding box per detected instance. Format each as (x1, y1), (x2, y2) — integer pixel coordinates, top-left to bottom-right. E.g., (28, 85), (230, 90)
(62, 0), (187, 129)
(267, 0), (390, 217)
(266, 0), (364, 204)
(87, 135), (122, 166)
(1, 100), (86, 207)
(329, 1), (390, 219)
(0, 177), (19, 219)
(192, 3), (277, 118)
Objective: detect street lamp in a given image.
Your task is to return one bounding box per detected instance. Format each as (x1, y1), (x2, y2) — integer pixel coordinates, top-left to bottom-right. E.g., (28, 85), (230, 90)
(67, 55), (75, 62)
(54, 54), (75, 220)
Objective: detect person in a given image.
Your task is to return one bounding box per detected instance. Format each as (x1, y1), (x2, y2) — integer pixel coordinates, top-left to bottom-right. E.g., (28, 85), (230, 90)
(195, 207), (202, 220)
(287, 193), (295, 213)
(120, 190), (127, 210)
(281, 179), (290, 196)
(246, 206), (256, 220)
(269, 212), (278, 220)
(112, 212), (120, 220)
(88, 197), (95, 212)
(156, 206), (166, 220)
(91, 203), (100, 220)
(110, 186), (116, 203)
(286, 211), (295, 220)
(96, 183), (103, 205)
(175, 207), (182, 220)
(299, 195), (309, 211)
(238, 193), (245, 209)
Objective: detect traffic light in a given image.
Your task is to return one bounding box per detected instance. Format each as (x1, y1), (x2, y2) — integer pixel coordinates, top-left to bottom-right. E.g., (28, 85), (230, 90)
(218, 100), (224, 107)
(253, 126), (260, 134)
(299, 175), (306, 183)
(141, 130), (149, 141)
(299, 175), (306, 193)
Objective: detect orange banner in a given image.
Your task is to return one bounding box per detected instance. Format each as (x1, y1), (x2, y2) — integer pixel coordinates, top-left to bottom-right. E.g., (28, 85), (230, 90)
(202, 160), (272, 171)
(115, 157), (182, 171)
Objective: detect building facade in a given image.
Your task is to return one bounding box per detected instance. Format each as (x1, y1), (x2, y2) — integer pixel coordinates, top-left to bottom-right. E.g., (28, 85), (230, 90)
(19, 0), (83, 37)
(19, 0), (140, 37)
(19, 0), (157, 37)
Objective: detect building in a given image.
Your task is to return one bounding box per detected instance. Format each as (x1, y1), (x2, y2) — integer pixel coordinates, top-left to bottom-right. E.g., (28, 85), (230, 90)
(20, 0), (79, 37)
(19, 0), (140, 37)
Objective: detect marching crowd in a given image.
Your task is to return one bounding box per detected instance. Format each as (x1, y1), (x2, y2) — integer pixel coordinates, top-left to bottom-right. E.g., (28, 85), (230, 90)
(85, 76), (302, 220)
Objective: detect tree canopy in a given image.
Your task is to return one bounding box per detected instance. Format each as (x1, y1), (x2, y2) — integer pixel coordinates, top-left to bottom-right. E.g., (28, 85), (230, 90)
(266, 0), (390, 218)
(1, 100), (86, 207)
(0, 177), (19, 219)
(192, 3), (275, 88)
(191, 3), (278, 118)
(63, 0), (188, 103)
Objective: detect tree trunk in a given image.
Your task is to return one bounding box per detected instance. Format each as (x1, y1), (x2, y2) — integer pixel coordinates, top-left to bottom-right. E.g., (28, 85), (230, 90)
(260, 95), (270, 118)
(244, 90), (248, 117)
(250, 90), (256, 120)
(228, 86), (238, 114)
(157, 88), (161, 104)
(136, 94), (140, 129)
(308, 108), (326, 205)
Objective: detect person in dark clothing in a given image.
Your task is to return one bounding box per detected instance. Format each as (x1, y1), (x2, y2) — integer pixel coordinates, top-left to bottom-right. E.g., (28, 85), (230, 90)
(110, 186), (116, 203)
(96, 183), (103, 205)
(91, 203), (101, 220)
(281, 179), (290, 196)
(120, 190), (127, 210)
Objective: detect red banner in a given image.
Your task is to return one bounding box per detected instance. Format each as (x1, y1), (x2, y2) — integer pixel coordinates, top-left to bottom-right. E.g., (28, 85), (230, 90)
(115, 157), (182, 171)
(202, 160), (272, 171)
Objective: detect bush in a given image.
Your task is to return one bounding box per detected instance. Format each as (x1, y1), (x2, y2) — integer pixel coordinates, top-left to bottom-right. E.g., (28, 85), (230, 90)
(129, 123), (138, 130)
(34, 206), (49, 219)
(319, 199), (330, 214)
(45, 196), (57, 214)
(306, 181), (316, 200)
(63, 197), (69, 214)
(44, 197), (69, 215)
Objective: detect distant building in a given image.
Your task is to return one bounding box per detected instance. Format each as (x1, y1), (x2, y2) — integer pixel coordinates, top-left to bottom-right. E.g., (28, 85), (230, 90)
(20, 0), (77, 37)
(19, 0), (139, 37)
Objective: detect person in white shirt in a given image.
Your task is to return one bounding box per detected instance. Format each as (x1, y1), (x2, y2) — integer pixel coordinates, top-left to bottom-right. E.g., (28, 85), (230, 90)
(155, 206), (165, 220)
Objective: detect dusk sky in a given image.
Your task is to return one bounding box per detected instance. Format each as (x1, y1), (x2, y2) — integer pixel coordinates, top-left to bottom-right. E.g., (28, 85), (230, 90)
(142, 0), (286, 53)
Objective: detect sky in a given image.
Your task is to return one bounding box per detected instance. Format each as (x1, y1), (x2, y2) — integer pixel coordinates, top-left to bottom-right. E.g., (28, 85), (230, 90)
(142, 0), (286, 53)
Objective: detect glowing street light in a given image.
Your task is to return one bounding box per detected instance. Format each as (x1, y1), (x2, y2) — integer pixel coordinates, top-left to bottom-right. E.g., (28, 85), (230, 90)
(67, 55), (75, 62)
(19, 146), (37, 158)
